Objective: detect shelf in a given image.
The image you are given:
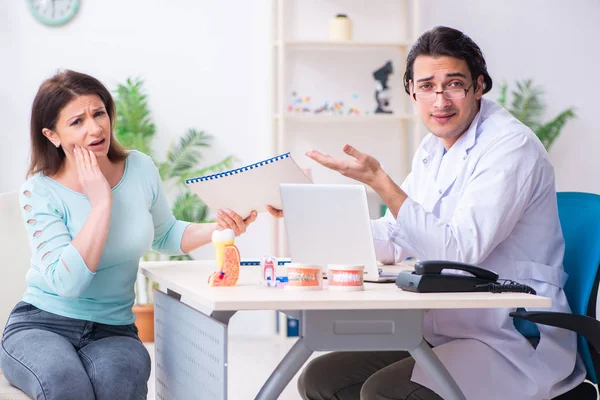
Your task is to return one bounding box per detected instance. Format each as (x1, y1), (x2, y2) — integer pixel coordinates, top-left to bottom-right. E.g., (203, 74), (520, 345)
(271, 1), (419, 257)
(274, 40), (410, 49)
(274, 113), (412, 123)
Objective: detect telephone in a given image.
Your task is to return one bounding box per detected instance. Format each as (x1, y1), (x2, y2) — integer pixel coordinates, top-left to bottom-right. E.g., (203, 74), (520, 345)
(396, 260), (536, 294)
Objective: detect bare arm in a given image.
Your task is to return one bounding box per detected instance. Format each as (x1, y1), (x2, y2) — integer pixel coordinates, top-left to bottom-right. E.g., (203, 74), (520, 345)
(370, 172), (408, 219)
(19, 147), (112, 298)
(69, 204), (111, 273)
(180, 209), (258, 253)
(69, 146), (113, 273)
(180, 222), (218, 253)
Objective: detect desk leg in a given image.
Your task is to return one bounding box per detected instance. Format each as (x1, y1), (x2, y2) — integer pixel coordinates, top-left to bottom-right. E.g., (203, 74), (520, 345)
(410, 340), (466, 400)
(254, 337), (313, 400)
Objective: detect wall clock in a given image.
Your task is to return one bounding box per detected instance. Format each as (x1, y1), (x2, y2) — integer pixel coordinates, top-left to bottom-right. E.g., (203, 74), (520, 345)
(27, 0), (81, 27)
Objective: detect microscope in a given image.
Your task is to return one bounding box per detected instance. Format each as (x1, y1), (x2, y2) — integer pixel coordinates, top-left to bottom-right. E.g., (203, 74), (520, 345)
(373, 61), (393, 114)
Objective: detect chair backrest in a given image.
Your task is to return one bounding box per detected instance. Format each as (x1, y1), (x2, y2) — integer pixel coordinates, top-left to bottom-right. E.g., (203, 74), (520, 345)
(557, 192), (600, 383)
(0, 192), (30, 330)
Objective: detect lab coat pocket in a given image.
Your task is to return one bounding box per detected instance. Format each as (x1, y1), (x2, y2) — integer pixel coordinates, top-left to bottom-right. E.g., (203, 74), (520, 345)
(514, 262), (570, 339)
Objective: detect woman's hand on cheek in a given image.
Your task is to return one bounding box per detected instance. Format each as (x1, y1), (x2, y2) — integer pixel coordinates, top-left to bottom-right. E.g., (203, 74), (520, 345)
(74, 145), (112, 209)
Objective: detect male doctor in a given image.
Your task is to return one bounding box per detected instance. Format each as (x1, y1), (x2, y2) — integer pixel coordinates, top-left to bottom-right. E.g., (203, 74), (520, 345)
(268, 26), (585, 400)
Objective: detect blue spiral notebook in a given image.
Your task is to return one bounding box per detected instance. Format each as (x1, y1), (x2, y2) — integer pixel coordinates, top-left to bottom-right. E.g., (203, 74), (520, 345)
(185, 153), (312, 218)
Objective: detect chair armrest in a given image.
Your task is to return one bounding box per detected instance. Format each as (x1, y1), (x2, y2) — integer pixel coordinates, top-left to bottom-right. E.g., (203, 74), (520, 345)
(510, 311), (600, 350)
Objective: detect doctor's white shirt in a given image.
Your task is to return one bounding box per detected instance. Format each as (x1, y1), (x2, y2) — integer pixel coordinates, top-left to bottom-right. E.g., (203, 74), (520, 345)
(371, 98), (585, 399)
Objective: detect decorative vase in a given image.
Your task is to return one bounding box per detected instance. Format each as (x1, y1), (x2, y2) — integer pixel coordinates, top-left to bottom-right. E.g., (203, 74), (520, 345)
(329, 14), (352, 41)
(133, 304), (154, 343)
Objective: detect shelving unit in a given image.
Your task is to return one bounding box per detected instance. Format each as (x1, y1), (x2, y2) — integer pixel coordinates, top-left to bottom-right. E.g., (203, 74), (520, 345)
(274, 113), (414, 122)
(270, 0), (422, 259)
(273, 40), (412, 49)
(268, 0), (423, 339)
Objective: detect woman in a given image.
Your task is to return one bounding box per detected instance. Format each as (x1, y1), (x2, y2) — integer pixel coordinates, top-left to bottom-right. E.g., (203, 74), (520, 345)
(0, 70), (256, 400)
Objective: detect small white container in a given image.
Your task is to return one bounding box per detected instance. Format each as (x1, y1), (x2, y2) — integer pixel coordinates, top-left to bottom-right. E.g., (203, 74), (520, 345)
(329, 14), (352, 41)
(285, 263), (323, 291)
(327, 264), (365, 291)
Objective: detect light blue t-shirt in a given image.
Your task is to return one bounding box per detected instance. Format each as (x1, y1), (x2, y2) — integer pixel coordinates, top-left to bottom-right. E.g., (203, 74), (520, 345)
(19, 150), (190, 325)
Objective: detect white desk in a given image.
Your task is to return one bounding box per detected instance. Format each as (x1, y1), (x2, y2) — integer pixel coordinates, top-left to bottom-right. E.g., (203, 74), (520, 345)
(140, 261), (551, 400)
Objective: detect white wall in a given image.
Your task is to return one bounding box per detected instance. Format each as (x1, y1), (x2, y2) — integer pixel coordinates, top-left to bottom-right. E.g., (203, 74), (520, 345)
(4, 0), (598, 234)
(418, 0), (600, 193)
(1, 0), (275, 336)
(1, 0), (274, 254)
(2, 1), (599, 335)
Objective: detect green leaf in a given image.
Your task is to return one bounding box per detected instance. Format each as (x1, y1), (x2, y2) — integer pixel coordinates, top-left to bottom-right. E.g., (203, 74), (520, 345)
(160, 129), (213, 181)
(535, 108), (576, 151)
(497, 82), (508, 108)
(113, 78), (156, 156)
(171, 192), (209, 223)
(499, 78), (576, 152)
(142, 250), (161, 262)
(509, 79), (545, 130)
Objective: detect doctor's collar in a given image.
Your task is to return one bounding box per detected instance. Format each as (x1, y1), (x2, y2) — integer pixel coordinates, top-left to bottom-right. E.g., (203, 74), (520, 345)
(453, 101), (483, 154)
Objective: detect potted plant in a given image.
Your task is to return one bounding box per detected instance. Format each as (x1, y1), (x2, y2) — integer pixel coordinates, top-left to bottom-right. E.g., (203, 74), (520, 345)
(497, 79), (576, 151)
(113, 78), (236, 341)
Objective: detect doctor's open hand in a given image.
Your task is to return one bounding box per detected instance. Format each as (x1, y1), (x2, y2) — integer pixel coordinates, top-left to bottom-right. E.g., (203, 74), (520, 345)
(215, 209), (257, 236)
(266, 205), (284, 219)
(307, 144), (408, 218)
(306, 145), (386, 188)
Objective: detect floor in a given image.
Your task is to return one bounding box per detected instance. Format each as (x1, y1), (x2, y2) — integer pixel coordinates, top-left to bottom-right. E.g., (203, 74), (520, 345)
(145, 336), (322, 400)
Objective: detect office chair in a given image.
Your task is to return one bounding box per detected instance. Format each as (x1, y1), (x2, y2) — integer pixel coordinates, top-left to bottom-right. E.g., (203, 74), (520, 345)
(511, 192), (600, 399)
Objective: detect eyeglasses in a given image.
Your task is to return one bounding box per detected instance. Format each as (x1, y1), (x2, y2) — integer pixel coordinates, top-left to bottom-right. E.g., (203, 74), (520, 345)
(413, 83), (474, 103)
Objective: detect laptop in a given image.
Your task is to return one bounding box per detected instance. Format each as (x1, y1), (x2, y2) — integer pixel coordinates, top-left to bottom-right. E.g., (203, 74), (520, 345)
(279, 184), (403, 282)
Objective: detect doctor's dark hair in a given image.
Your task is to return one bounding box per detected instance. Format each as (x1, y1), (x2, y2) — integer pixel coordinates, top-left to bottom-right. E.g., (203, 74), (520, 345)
(403, 26), (493, 95)
(28, 69), (128, 178)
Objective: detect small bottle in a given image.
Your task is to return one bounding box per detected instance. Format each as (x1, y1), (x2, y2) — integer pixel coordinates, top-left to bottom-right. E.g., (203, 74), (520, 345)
(329, 14), (352, 41)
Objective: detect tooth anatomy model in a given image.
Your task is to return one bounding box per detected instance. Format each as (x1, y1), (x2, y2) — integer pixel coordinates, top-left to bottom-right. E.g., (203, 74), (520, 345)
(208, 229), (241, 287)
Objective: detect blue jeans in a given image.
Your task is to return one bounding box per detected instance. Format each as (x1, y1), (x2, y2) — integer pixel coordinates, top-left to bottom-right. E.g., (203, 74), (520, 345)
(0, 301), (151, 400)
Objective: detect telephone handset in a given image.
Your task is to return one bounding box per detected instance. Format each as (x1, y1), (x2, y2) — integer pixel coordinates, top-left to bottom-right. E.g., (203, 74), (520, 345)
(396, 260), (536, 294)
(414, 260), (499, 281)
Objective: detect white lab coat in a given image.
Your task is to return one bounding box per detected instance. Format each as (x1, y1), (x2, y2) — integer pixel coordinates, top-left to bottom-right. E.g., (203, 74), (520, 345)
(371, 98), (586, 399)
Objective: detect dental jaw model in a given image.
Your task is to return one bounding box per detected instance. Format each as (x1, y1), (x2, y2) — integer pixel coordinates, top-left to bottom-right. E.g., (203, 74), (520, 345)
(208, 229), (241, 286)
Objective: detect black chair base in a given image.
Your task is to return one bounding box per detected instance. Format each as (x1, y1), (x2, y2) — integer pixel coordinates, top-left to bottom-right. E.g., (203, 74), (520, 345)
(552, 381), (597, 399)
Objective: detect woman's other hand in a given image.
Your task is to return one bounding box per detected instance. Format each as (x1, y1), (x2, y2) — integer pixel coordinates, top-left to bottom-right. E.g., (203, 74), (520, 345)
(215, 209), (257, 236)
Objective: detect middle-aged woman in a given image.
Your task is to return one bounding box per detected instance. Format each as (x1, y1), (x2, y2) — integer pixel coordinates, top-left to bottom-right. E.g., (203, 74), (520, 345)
(0, 69), (256, 400)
